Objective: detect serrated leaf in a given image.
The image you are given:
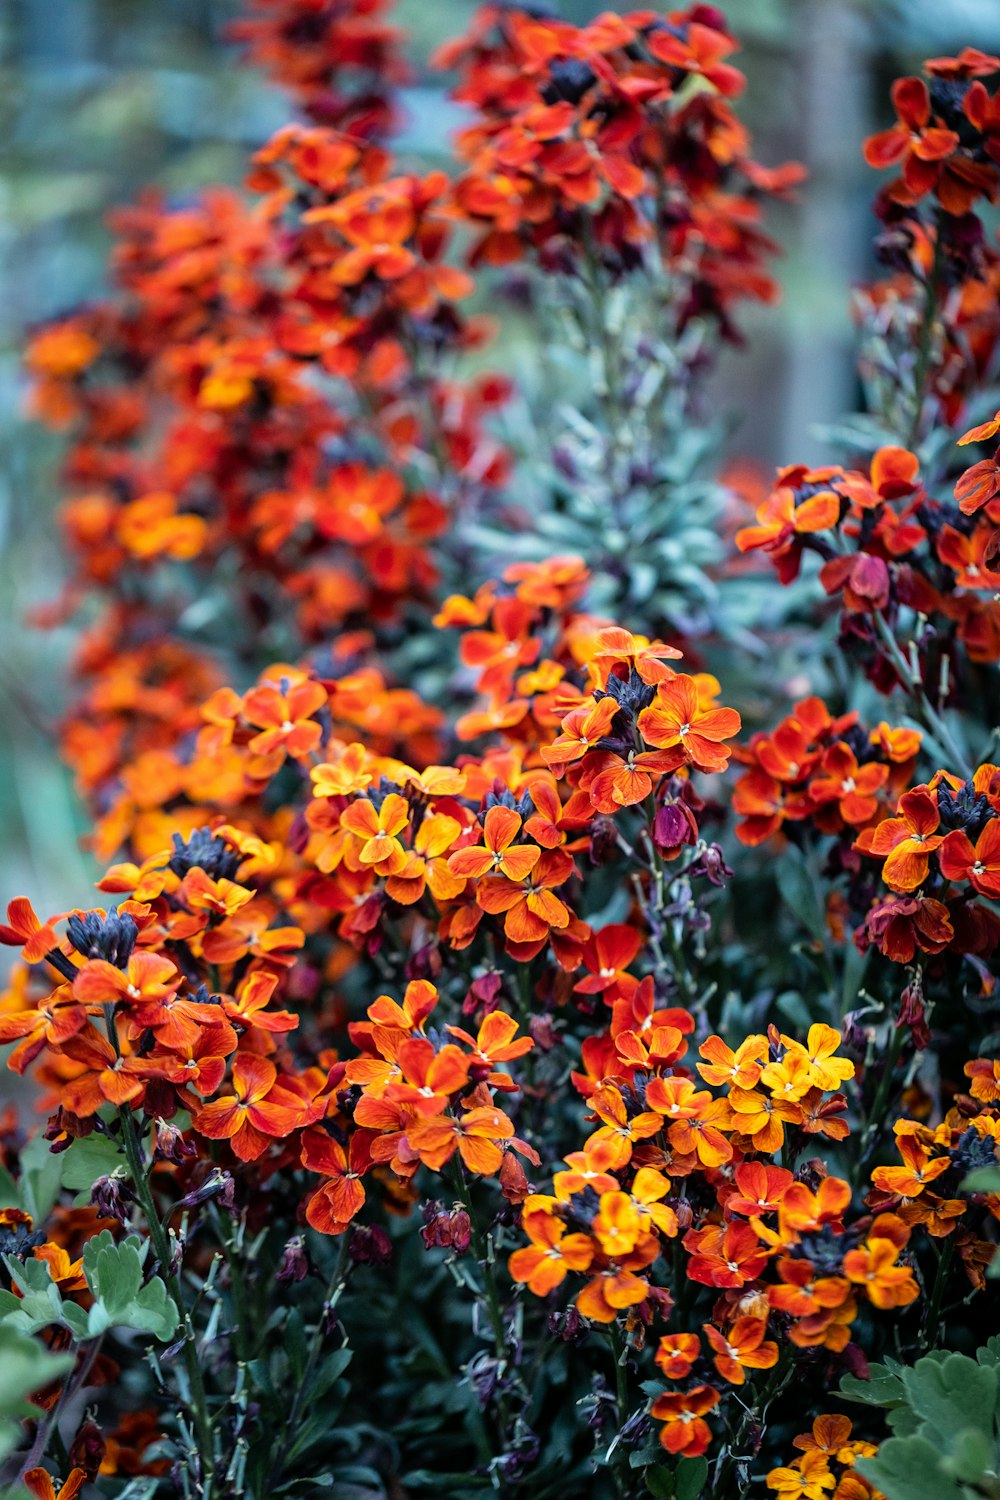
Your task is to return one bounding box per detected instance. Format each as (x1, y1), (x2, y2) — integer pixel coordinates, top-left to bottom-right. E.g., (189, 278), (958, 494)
(901, 1353), (996, 1445)
(858, 1434), (963, 1500)
(82, 1232), (178, 1341)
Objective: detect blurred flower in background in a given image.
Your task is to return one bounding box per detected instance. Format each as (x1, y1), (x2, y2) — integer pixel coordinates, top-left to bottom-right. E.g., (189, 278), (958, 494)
(3, 0), (1000, 915)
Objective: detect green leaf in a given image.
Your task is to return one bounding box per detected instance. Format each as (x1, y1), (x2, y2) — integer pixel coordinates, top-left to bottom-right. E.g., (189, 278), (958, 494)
(840, 1364), (906, 1408)
(85, 1233), (143, 1314)
(643, 1464), (674, 1498)
(18, 1133), (64, 1224)
(0, 1325), (74, 1464)
(675, 1455), (708, 1500)
(0, 1161), (22, 1212)
(940, 1427), (994, 1485)
(60, 1134), (126, 1193)
(962, 1166), (1000, 1194)
(858, 1435), (963, 1500)
(775, 844), (828, 945)
(0, 1252), (65, 1334)
(901, 1353), (997, 1445)
(82, 1232), (178, 1342)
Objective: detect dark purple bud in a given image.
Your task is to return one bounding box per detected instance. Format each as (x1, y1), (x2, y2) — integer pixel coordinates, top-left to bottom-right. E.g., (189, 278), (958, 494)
(528, 1014), (558, 1050)
(349, 1224), (391, 1267)
(276, 1235), (310, 1284)
(176, 1168), (235, 1212)
(91, 1172), (132, 1225)
(69, 1416), (106, 1480)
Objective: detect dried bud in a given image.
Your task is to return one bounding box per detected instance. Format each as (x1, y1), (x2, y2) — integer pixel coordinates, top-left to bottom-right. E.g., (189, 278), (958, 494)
(69, 1416), (106, 1480)
(152, 1119), (197, 1164)
(91, 1171), (132, 1225)
(528, 1013), (558, 1050)
(276, 1235), (310, 1284)
(349, 1224), (391, 1267)
(176, 1168), (235, 1212)
(449, 1209), (472, 1255)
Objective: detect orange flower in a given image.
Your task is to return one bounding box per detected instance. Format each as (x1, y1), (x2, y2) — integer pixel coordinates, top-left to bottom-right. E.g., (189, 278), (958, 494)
(939, 818), (1000, 897)
(857, 785), (943, 891)
(116, 491), (208, 562)
(638, 675), (741, 772)
(727, 1087), (801, 1153)
(766, 1450), (837, 1498)
(954, 452), (1000, 515)
(509, 1199), (593, 1294)
(863, 77), (960, 199)
(686, 1222), (769, 1288)
(301, 1127), (373, 1234)
(871, 1133), (951, 1197)
(474, 849), (573, 945)
(0, 896), (61, 962)
(808, 744), (888, 825)
(219, 970), (298, 1036)
(703, 1315), (778, 1384)
(842, 1231), (918, 1309)
(445, 1010), (534, 1071)
(697, 1033), (767, 1089)
(242, 675), (327, 761)
(586, 1084), (663, 1169)
(23, 1471), (87, 1500)
(654, 1331), (701, 1380)
(447, 806), (539, 881)
(71, 952), (180, 1010)
(0, 989), (88, 1074)
(341, 793), (411, 875)
(735, 484), (840, 559)
(406, 1104), (514, 1174)
(576, 923), (642, 997)
(384, 812), (464, 905)
(195, 1053), (309, 1162)
(650, 1385), (720, 1457)
(646, 1076), (733, 1167)
(541, 697), (621, 770)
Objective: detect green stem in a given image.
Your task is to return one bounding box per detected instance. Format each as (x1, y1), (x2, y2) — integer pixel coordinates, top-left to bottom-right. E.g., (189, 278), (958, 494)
(265, 1233), (352, 1493)
(924, 1237), (955, 1351)
(210, 1205), (250, 1366)
(872, 611), (972, 779)
(607, 1323), (629, 1500)
(119, 1109), (216, 1498)
(450, 1159), (509, 1367)
(860, 1019), (907, 1163)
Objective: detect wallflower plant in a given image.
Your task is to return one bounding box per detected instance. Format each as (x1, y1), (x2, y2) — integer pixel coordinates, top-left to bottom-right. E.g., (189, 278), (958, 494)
(5, 4), (1000, 1498)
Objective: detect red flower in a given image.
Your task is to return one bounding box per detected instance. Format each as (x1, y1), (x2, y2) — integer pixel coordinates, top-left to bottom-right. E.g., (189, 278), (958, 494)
(863, 77), (960, 201)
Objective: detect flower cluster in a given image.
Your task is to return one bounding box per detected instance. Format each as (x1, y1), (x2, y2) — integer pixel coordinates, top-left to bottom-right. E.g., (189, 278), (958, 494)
(6, 6), (1000, 1499)
(767, 1414), (881, 1500)
(511, 1017), (922, 1457)
(441, 3), (802, 334)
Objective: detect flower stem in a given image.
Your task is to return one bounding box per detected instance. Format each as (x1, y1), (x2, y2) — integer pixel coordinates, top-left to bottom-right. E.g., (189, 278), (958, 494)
(118, 1108), (216, 1498)
(872, 610), (972, 779)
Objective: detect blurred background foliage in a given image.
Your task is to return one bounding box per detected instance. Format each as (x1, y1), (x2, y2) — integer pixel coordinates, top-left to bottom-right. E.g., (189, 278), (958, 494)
(3, 0), (1000, 916)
